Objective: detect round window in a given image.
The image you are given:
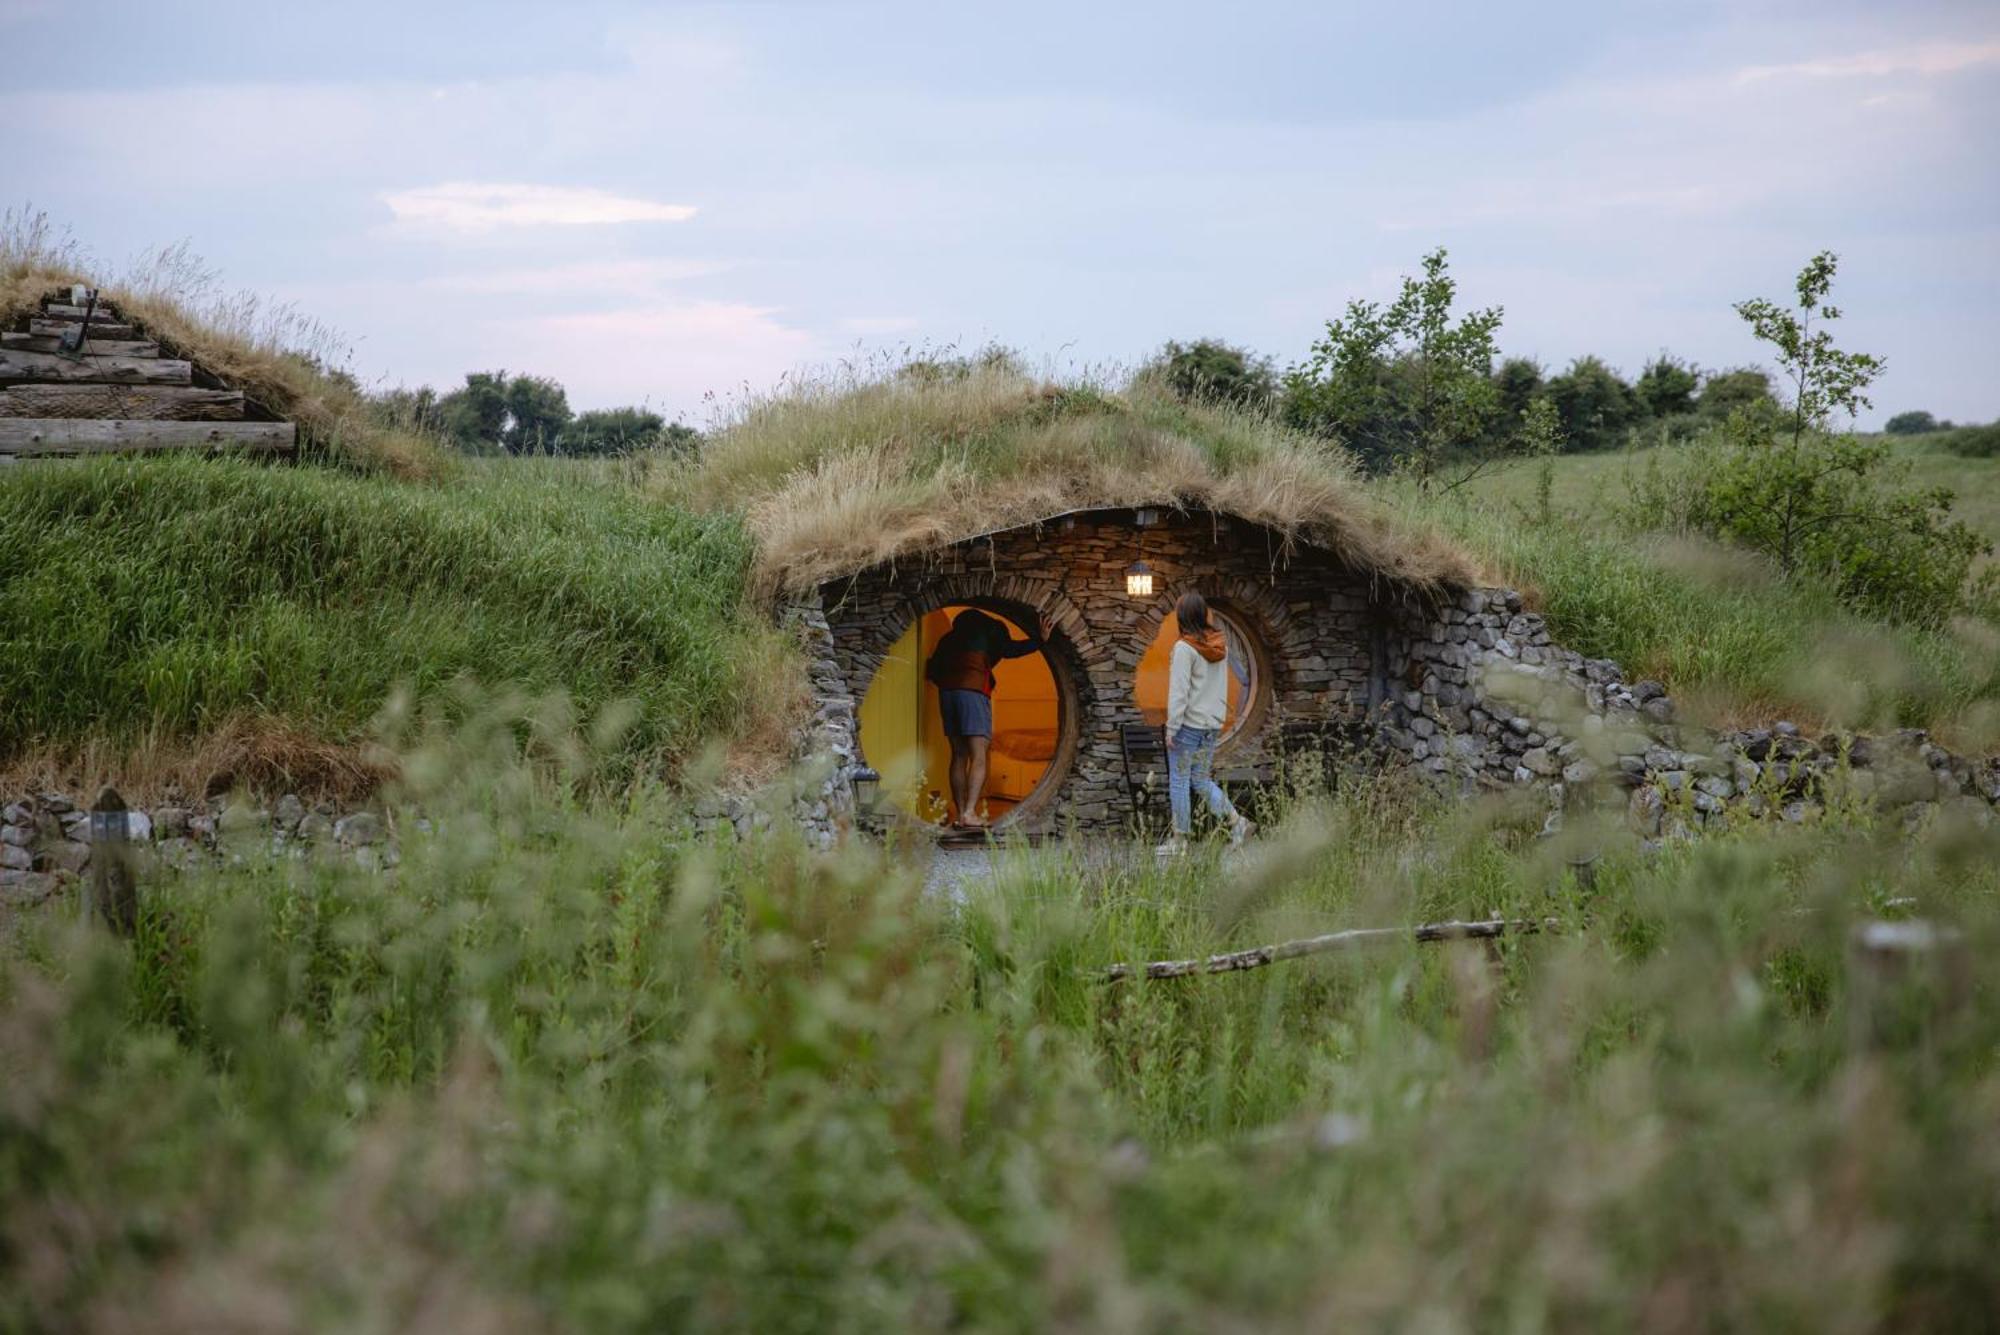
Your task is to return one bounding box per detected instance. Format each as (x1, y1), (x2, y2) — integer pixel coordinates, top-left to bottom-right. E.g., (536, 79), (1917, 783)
(1132, 607), (1264, 747)
(855, 604), (1067, 828)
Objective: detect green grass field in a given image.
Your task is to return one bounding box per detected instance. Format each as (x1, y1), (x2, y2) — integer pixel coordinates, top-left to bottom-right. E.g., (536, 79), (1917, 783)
(0, 456), (774, 789)
(5, 746), (1996, 1330)
(5, 390), (1999, 1328)
(1466, 435), (2000, 561)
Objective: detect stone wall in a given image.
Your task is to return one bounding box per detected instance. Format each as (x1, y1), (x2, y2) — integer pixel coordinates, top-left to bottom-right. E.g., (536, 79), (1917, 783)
(0, 791), (398, 911)
(812, 508), (1392, 835)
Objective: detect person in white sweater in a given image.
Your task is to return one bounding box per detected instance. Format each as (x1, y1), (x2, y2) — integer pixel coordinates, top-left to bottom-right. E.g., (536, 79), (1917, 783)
(1160, 591), (1253, 855)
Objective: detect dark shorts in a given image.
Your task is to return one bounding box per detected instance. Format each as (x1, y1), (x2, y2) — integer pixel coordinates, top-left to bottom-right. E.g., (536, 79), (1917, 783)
(938, 688), (993, 738)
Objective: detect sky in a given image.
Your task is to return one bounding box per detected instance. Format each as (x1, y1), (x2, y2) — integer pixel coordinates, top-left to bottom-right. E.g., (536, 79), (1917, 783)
(4, 0), (1997, 429)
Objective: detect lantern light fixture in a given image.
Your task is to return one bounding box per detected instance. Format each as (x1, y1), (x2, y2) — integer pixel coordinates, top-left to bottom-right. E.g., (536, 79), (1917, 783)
(1125, 560), (1154, 598)
(850, 765), (881, 814)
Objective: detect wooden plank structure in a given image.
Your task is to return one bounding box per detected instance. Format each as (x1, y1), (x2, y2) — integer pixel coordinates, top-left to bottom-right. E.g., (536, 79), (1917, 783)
(0, 291), (296, 458)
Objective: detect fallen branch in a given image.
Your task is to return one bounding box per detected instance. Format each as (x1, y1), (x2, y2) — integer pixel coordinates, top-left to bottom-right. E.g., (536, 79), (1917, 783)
(1099, 917), (1560, 983)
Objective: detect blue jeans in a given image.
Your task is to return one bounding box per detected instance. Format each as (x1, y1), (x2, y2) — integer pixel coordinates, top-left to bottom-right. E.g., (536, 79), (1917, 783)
(1168, 725), (1237, 835)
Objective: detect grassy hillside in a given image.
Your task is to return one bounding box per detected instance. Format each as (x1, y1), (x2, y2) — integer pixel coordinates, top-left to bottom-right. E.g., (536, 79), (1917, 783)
(5, 757), (1997, 1328)
(1390, 439), (2000, 746)
(0, 457), (781, 795)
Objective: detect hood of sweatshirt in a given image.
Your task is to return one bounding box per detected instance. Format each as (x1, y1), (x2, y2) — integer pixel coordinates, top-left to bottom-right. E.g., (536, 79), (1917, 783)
(1180, 628), (1228, 663)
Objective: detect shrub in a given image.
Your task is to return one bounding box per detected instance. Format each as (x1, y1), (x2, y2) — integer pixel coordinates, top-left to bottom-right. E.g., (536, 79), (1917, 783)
(1142, 338), (1276, 410)
(1634, 353), (1700, 419)
(1630, 428), (1990, 626)
(1884, 409), (1940, 435)
(1624, 253), (1990, 627)
(1544, 355), (1642, 452)
(1928, 421), (2000, 458)
(1283, 247), (1506, 485)
(1697, 367), (1777, 420)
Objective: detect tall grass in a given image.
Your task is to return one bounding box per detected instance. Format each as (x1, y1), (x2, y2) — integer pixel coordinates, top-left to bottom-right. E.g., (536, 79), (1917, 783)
(671, 359), (1482, 594)
(0, 457), (784, 793)
(1392, 474), (2000, 747)
(3, 726), (1997, 1330)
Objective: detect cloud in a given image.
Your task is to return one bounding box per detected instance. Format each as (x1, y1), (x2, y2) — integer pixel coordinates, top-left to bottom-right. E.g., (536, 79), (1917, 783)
(496, 301), (821, 414)
(380, 182), (698, 232)
(418, 258), (728, 295)
(1735, 40), (2000, 84)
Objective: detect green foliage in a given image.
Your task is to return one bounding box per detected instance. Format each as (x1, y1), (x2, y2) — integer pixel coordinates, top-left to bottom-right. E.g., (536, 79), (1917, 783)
(5, 744), (1999, 1329)
(1401, 446), (2000, 735)
(0, 457), (762, 773)
(557, 407), (700, 457)
(1885, 410), (1940, 436)
(1284, 247), (1506, 484)
(1543, 355), (1642, 452)
(502, 374), (572, 453)
(1143, 338), (1276, 410)
(1927, 422), (2000, 459)
(437, 370), (509, 452)
(1631, 427), (1991, 626)
(1697, 367), (1778, 421)
(1634, 353), (1700, 419)
(1490, 355), (1544, 432)
(1624, 253), (1987, 627)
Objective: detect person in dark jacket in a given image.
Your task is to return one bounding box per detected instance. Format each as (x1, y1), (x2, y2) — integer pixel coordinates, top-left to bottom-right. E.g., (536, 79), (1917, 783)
(925, 608), (1047, 828)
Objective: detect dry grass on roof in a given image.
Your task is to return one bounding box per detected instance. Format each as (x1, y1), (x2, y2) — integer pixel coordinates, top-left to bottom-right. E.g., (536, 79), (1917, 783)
(668, 355), (1487, 596)
(1, 209), (448, 479)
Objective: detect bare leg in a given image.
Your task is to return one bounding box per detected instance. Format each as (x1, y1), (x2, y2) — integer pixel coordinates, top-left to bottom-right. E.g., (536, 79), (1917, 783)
(962, 735), (992, 826)
(947, 736), (971, 824)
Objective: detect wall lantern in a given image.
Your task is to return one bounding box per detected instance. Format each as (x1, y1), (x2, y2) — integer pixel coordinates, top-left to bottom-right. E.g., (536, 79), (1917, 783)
(849, 765), (882, 814)
(1126, 506), (1160, 598)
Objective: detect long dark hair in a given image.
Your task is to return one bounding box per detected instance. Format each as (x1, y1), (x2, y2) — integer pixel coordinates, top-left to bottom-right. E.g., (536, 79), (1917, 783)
(1175, 590), (1211, 634)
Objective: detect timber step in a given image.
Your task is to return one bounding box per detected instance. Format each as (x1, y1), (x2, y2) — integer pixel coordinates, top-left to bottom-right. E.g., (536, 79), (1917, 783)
(1, 333), (159, 357)
(0, 291), (293, 456)
(0, 349), (191, 386)
(29, 318), (138, 340)
(0, 419), (295, 455)
(0, 385), (246, 420)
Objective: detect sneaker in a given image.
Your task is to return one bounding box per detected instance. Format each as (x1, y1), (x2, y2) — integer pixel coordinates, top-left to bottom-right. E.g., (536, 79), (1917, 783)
(1155, 835), (1188, 858)
(1229, 815), (1256, 847)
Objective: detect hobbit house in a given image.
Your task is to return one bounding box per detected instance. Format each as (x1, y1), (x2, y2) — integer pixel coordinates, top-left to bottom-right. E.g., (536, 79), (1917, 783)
(777, 503), (1678, 840)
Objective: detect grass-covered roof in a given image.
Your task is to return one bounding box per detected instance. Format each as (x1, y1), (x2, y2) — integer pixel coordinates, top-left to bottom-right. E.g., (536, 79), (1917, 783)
(670, 358), (1485, 597)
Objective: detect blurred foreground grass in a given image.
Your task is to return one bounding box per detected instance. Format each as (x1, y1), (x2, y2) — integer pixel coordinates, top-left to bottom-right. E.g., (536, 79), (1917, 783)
(3, 710), (1998, 1331)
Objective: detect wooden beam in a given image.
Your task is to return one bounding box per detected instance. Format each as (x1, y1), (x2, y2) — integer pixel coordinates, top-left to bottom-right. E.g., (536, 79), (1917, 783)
(28, 318), (138, 340)
(42, 303), (128, 320)
(1099, 916), (1559, 983)
(0, 350), (190, 386)
(0, 385), (245, 420)
(0, 419), (294, 454)
(1, 333), (159, 357)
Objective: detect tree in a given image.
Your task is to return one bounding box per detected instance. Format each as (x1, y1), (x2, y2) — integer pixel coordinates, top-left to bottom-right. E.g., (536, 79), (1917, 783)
(1884, 410), (1939, 436)
(1543, 356), (1641, 452)
(1697, 368), (1777, 421)
(438, 371), (510, 452)
(1734, 250), (1884, 448)
(503, 375), (572, 454)
(1629, 252), (1987, 626)
(1634, 354), (1700, 420)
(1491, 356), (1544, 426)
(1283, 247), (1505, 486)
(1145, 339), (1276, 410)
(560, 407), (670, 456)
